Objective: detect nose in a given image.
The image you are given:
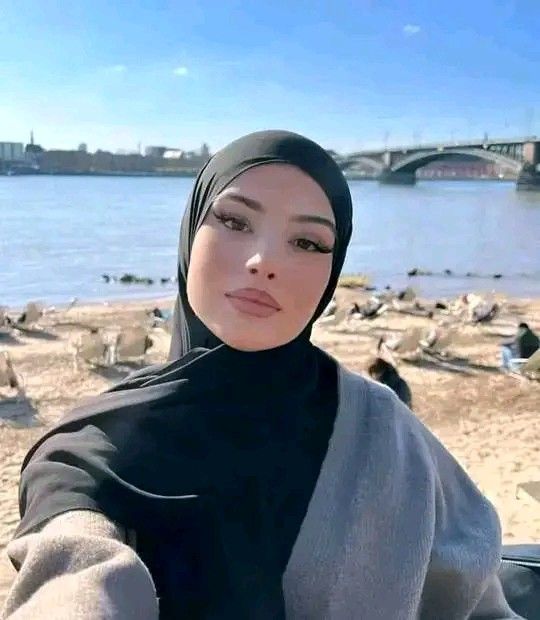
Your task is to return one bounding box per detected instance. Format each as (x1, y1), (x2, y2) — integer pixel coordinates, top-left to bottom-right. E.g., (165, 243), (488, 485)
(246, 252), (276, 280)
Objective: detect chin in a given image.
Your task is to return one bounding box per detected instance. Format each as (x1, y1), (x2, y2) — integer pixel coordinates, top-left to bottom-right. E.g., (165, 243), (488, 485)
(212, 325), (286, 352)
(204, 310), (304, 352)
(221, 334), (280, 352)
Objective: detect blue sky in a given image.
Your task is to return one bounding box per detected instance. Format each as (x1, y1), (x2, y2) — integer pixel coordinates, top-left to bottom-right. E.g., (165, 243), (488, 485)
(0, 0), (539, 153)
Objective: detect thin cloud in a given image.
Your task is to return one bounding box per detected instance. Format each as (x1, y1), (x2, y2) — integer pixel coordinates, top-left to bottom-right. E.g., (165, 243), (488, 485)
(105, 64), (127, 73)
(403, 24), (421, 36)
(173, 66), (188, 76)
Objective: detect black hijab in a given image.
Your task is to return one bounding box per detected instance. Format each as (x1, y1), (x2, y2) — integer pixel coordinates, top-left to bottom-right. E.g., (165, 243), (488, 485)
(14, 130), (353, 619)
(169, 129), (352, 358)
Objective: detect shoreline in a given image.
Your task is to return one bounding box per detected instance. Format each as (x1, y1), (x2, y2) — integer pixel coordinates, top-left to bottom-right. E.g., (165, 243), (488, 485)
(6, 292), (540, 318)
(2, 171), (520, 183)
(1, 170), (199, 178)
(3, 291), (177, 315)
(4, 272), (540, 312)
(344, 174), (518, 182)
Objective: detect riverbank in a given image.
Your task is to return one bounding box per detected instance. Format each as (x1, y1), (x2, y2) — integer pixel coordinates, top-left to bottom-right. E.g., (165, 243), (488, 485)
(1, 169), (199, 177)
(4, 269), (540, 310)
(1, 290), (539, 604)
(2, 167), (516, 182)
(344, 173), (518, 182)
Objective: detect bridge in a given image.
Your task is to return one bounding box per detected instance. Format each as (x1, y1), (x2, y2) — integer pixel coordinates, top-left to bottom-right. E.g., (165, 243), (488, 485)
(336, 136), (540, 190)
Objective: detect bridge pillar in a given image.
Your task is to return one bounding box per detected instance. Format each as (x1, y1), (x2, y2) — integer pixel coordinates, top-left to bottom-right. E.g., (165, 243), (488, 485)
(517, 142), (540, 191)
(378, 168), (416, 186)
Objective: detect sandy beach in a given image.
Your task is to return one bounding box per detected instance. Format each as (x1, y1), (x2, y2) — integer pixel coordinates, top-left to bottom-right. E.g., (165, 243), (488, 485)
(1, 289), (539, 604)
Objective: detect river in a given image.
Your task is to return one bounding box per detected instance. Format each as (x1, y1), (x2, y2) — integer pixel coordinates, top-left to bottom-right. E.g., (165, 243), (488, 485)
(1, 175), (539, 307)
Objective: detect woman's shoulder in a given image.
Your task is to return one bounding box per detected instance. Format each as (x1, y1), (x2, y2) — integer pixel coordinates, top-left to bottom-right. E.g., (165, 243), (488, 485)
(336, 363), (479, 487)
(336, 361), (422, 438)
(334, 363), (436, 480)
(336, 362), (501, 536)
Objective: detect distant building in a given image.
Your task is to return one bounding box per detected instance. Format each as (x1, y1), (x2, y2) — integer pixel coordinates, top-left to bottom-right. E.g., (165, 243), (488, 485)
(163, 148), (184, 159)
(0, 142), (24, 161)
(25, 143), (44, 155)
(200, 143), (211, 158)
(145, 146), (167, 158)
(115, 148), (140, 155)
(25, 130), (44, 155)
(39, 150), (92, 173)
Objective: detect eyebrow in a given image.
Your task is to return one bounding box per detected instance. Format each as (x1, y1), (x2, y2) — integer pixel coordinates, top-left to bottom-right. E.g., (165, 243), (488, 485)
(219, 191), (337, 236)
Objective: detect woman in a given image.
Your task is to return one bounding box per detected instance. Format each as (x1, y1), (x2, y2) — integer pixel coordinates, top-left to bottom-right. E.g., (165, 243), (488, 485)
(2, 131), (519, 619)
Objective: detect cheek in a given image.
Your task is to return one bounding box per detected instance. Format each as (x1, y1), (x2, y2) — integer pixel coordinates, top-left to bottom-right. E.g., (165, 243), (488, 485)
(188, 226), (233, 288)
(187, 227), (216, 308)
(285, 256), (332, 314)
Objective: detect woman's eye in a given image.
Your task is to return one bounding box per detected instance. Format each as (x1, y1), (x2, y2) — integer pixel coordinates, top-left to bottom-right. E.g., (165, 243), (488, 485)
(294, 238), (333, 254)
(224, 217), (248, 232)
(214, 212), (249, 232)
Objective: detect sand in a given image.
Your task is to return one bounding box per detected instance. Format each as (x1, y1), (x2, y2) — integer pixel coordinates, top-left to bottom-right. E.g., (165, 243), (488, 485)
(1, 290), (539, 605)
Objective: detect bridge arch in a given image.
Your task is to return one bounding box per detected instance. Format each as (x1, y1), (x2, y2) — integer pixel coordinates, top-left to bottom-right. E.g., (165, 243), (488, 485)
(391, 148), (522, 175)
(338, 155), (385, 173)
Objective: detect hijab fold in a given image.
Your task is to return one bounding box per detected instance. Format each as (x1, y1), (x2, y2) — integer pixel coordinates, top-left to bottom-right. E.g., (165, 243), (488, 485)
(14, 130), (353, 619)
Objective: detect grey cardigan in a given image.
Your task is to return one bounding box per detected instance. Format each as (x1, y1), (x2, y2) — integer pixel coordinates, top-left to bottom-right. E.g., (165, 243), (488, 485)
(1, 364), (521, 619)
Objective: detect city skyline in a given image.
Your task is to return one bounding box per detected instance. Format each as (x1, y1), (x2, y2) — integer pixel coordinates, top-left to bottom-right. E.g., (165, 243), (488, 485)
(1, 1), (539, 153)
(4, 130), (540, 160)
(1, 132), (212, 157)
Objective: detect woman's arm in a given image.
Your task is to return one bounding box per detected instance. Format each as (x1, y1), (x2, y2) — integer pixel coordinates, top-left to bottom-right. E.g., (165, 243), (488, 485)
(416, 406), (523, 619)
(1, 510), (159, 620)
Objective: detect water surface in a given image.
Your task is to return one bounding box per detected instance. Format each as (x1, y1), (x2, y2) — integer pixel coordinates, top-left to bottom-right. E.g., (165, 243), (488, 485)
(1, 176), (539, 307)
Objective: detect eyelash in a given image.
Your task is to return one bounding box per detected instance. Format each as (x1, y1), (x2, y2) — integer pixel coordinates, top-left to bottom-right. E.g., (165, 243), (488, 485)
(212, 210), (334, 254)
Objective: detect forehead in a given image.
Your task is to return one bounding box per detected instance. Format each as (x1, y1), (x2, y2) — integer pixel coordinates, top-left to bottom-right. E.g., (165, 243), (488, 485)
(218, 163), (335, 220)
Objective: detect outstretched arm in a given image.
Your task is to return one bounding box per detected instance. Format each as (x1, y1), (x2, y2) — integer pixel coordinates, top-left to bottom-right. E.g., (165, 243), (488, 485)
(1, 510), (159, 620)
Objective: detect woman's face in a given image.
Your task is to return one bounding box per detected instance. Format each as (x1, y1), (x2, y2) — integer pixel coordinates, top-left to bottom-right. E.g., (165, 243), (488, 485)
(187, 163), (336, 351)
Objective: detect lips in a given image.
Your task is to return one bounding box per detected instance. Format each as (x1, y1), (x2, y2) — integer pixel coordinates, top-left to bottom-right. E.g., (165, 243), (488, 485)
(225, 288), (282, 310)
